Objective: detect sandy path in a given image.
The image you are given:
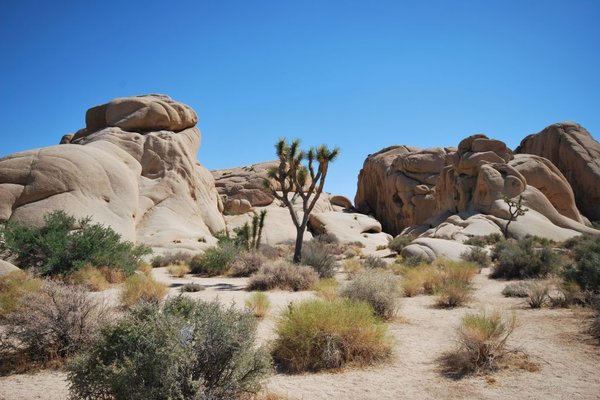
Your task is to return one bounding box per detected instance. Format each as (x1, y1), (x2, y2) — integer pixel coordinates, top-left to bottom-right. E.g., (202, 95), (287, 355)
(1, 268), (599, 400)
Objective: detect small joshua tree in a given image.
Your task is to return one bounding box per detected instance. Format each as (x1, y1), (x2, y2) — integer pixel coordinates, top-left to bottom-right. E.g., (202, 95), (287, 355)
(503, 195), (528, 239)
(264, 138), (339, 263)
(233, 210), (268, 251)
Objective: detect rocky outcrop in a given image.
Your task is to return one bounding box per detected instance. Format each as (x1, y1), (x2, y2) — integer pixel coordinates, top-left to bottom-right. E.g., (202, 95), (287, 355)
(0, 94), (225, 253)
(0, 260), (20, 276)
(516, 122), (600, 221)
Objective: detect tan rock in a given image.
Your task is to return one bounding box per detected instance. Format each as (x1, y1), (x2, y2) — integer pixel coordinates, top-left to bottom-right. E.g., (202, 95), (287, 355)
(0, 259), (20, 276)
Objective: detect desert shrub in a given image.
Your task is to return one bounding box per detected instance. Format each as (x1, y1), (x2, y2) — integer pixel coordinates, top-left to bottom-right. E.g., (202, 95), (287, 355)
(464, 233), (502, 247)
(491, 237), (562, 279)
(0, 270), (43, 317)
(400, 267), (424, 297)
(121, 274), (168, 307)
(591, 297), (600, 341)
(402, 254), (427, 267)
(247, 261), (318, 291)
(563, 235), (600, 293)
(98, 266), (126, 283)
(301, 241), (336, 278)
(314, 232), (339, 244)
(180, 283), (204, 292)
(258, 244), (280, 260)
(420, 265), (443, 294)
(435, 280), (472, 308)
(441, 310), (516, 376)
(229, 251), (267, 277)
(272, 299), (392, 372)
(189, 242), (239, 276)
(0, 210), (151, 276)
(245, 292), (271, 318)
(136, 262), (153, 276)
(388, 234), (415, 254)
(167, 263), (191, 278)
(313, 278), (340, 301)
(461, 246), (491, 268)
(69, 265), (109, 291)
(502, 281), (531, 298)
(362, 255), (387, 270)
(437, 259), (478, 283)
(344, 248), (358, 258)
(0, 280), (109, 362)
(342, 258), (363, 277)
(548, 280), (585, 307)
(68, 297), (271, 400)
(151, 251), (193, 268)
(342, 271), (401, 319)
(525, 281), (549, 308)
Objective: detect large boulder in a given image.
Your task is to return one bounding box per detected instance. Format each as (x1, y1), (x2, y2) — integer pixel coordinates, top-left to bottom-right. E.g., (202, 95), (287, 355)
(516, 122), (600, 221)
(0, 95), (225, 253)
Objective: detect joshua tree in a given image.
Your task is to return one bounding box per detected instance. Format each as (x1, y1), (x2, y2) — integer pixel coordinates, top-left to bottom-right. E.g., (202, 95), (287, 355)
(264, 138), (339, 263)
(503, 195), (528, 238)
(233, 209), (267, 251)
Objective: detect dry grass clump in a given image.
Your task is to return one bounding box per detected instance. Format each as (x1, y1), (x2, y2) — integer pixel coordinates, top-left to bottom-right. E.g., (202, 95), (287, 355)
(502, 281), (531, 298)
(136, 262), (153, 276)
(0, 270), (43, 317)
(167, 263), (191, 278)
(313, 278), (340, 301)
(433, 260), (478, 308)
(362, 255), (387, 270)
(400, 267), (424, 297)
(525, 281), (550, 309)
(440, 310), (517, 377)
(435, 281), (472, 308)
(228, 251), (267, 277)
(343, 258), (363, 277)
(245, 292), (271, 318)
(272, 299), (392, 372)
(247, 261), (318, 291)
(69, 265), (109, 291)
(342, 271), (401, 320)
(98, 266), (126, 284)
(121, 274), (168, 307)
(151, 251), (193, 268)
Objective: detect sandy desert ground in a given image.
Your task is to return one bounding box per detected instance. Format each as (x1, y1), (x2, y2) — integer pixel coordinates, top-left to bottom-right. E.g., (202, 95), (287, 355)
(1, 266), (599, 400)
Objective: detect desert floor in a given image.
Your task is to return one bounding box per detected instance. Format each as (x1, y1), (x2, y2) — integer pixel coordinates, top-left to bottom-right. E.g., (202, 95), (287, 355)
(1, 267), (599, 400)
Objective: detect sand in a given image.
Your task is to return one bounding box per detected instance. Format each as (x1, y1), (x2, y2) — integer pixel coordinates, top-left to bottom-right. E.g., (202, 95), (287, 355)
(1, 267), (598, 400)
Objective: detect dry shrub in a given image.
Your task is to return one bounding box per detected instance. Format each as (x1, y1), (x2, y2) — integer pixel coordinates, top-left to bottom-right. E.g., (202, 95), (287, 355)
(180, 283), (204, 292)
(342, 271), (401, 320)
(591, 297), (600, 341)
(388, 235), (415, 254)
(440, 310), (517, 377)
(69, 266), (109, 291)
(301, 241), (337, 278)
(525, 281), (549, 309)
(121, 274), (168, 307)
(436, 259), (478, 283)
(343, 258), (363, 277)
(228, 251), (267, 277)
(435, 281), (472, 308)
(167, 263), (191, 278)
(400, 267), (424, 297)
(0, 280), (109, 364)
(245, 292), (271, 319)
(461, 246), (491, 268)
(312, 278), (340, 301)
(136, 262), (153, 276)
(433, 260), (477, 308)
(98, 266), (125, 284)
(247, 261), (318, 291)
(420, 265), (443, 294)
(548, 280), (585, 308)
(362, 255), (387, 270)
(258, 244), (280, 260)
(272, 299), (392, 372)
(0, 270), (43, 318)
(151, 251), (193, 268)
(502, 281), (530, 298)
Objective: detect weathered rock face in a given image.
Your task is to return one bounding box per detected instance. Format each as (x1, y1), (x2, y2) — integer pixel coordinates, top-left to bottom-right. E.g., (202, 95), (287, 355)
(0, 95), (225, 253)
(516, 122), (600, 221)
(355, 145), (455, 235)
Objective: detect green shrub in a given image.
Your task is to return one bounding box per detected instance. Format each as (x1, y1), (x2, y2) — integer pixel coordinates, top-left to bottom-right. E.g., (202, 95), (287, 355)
(491, 237), (562, 279)
(402, 255), (427, 267)
(461, 246), (491, 268)
(68, 297), (271, 400)
(190, 242), (239, 276)
(464, 233), (502, 247)
(247, 261), (318, 291)
(341, 271), (401, 320)
(362, 255), (387, 269)
(301, 241), (336, 278)
(388, 235), (415, 253)
(563, 235), (600, 293)
(272, 299), (391, 372)
(0, 210), (151, 276)
(151, 251), (193, 268)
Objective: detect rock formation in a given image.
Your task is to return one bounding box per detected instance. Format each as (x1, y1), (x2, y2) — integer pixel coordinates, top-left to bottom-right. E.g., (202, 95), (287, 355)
(0, 94), (225, 253)
(516, 122), (600, 222)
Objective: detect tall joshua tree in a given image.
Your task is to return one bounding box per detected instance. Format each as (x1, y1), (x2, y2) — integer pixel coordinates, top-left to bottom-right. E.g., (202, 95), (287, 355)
(264, 138), (339, 263)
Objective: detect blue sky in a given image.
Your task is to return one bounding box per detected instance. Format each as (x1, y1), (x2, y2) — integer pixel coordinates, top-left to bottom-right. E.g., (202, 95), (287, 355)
(1, 0), (599, 199)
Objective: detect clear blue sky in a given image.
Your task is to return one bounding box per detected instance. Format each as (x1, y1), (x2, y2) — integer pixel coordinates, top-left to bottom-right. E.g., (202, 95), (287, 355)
(1, 0), (599, 199)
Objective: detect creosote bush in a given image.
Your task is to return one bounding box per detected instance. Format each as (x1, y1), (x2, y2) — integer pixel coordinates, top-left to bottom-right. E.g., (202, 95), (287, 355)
(0, 270), (43, 317)
(388, 234), (415, 254)
(342, 271), (401, 320)
(245, 292), (271, 318)
(272, 299), (391, 372)
(68, 297), (271, 400)
(190, 242), (239, 276)
(301, 240), (337, 278)
(228, 251), (267, 277)
(491, 237), (563, 279)
(0, 210), (151, 276)
(247, 261), (318, 291)
(121, 274), (168, 307)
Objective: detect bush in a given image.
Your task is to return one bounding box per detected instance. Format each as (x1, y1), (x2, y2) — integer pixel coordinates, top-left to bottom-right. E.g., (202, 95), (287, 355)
(400, 267), (424, 297)
(342, 271), (401, 319)
(362, 255), (387, 270)
(247, 261), (318, 291)
(491, 237), (562, 279)
(69, 265), (109, 291)
(228, 251), (267, 277)
(301, 241), (336, 278)
(591, 297), (600, 342)
(0, 280), (109, 362)
(563, 235), (600, 293)
(525, 281), (549, 309)
(272, 299), (392, 372)
(388, 235), (415, 254)
(0, 210), (151, 276)
(99, 266), (126, 283)
(151, 251), (193, 268)
(402, 255), (427, 267)
(68, 297), (271, 400)
(313, 278), (340, 301)
(342, 258), (363, 277)
(190, 242), (239, 276)
(461, 246), (491, 268)
(121, 274), (168, 307)
(167, 263), (190, 278)
(314, 232), (339, 244)
(502, 281), (530, 298)
(0, 270), (43, 318)
(435, 280), (472, 308)
(180, 283), (204, 292)
(245, 292), (271, 318)
(464, 233), (502, 247)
